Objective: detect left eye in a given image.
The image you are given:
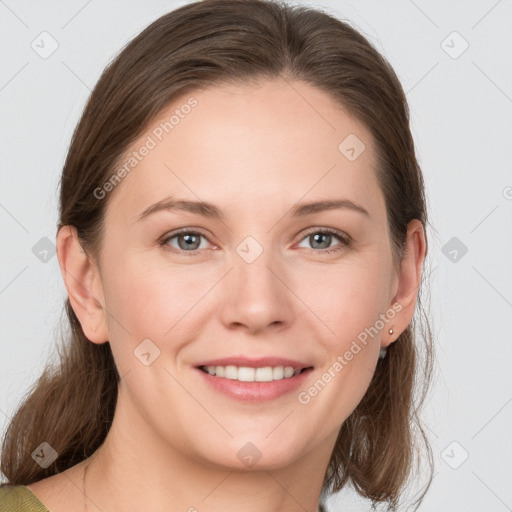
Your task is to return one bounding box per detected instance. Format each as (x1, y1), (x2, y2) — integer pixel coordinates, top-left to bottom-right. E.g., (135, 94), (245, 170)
(297, 230), (347, 251)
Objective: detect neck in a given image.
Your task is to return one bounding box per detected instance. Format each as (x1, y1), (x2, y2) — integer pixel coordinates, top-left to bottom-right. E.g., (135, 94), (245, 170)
(80, 388), (335, 512)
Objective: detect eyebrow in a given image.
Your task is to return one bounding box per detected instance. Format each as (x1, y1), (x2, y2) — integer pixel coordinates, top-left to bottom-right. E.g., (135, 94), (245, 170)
(137, 197), (370, 222)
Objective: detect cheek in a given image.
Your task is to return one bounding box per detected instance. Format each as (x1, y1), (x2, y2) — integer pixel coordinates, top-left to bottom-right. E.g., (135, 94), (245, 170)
(295, 260), (391, 427)
(309, 257), (393, 344)
(101, 255), (217, 349)
(292, 298), (388, 436)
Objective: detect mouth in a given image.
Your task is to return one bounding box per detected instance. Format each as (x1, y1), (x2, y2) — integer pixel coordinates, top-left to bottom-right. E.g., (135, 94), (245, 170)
(194, 360), (314, 402)
(197, 364), (313, 382)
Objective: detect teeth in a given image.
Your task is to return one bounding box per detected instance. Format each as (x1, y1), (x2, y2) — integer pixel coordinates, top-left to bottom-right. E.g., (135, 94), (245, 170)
(255, 367), (273, 381)
(272, 366), (284, 380)
(202, 365), (303, 382)
(284, 366), (294, 378)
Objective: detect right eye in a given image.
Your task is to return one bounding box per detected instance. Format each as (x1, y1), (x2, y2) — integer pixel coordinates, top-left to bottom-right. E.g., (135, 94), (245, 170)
(160, 229), (214, 255)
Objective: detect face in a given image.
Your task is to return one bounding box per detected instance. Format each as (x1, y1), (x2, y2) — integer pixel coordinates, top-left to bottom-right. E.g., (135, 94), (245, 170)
(90, 78), (400, 470)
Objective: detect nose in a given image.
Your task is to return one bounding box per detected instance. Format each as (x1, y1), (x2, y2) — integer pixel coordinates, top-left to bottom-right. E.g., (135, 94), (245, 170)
(218, 245), (294, 335)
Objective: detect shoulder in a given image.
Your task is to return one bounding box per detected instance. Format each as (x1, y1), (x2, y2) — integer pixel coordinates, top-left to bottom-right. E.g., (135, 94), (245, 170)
(0, 483), (50, 512)
(13, 463), (87, 512)
(0, 463), (83, 512)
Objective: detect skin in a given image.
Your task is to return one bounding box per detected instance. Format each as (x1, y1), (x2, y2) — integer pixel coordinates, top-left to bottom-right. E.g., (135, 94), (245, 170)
(28, 77), (426, 512)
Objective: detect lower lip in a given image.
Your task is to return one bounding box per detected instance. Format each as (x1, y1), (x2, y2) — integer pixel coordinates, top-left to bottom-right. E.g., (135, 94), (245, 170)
(195, 367), (313, 402)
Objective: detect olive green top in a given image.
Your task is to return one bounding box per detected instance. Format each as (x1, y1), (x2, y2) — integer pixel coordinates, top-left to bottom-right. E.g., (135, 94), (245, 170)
(0, 484), (50, 512)
(0, 482), (329, 511)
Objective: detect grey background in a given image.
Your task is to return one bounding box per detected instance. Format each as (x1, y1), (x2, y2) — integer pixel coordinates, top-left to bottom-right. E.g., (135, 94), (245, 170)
(1, 1), (511, 510)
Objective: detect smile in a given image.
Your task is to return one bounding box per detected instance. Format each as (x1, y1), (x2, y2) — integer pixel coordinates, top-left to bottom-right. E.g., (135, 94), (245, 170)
(196, 365), (314, 402)
(199, 365), (307, 382)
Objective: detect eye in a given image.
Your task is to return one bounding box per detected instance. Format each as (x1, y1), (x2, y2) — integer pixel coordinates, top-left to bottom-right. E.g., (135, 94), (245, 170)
(296, 228), (350, 254)
(160, 227), (351, 256)
(161, 229), (213, 254)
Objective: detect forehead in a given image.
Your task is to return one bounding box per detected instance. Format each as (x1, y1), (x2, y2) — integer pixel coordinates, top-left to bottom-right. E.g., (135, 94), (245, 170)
(105, 77), (383, 223)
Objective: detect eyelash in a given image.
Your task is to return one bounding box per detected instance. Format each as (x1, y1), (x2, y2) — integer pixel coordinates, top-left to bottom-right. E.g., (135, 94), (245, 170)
(159, 227), (352, 256)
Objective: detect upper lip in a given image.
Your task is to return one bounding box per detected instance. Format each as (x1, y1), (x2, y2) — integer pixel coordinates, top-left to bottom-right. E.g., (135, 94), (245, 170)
(195, 356), (312, 369)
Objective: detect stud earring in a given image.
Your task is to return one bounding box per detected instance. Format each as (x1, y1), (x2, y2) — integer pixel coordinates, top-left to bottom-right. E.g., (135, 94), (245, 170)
(388, 328), (394, 335)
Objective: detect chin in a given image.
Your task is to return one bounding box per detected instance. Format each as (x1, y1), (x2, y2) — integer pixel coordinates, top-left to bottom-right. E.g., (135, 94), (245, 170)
(194, 433), (308, 472)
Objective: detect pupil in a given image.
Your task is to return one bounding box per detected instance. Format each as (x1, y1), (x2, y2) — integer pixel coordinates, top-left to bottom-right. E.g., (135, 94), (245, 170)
(180, 233), (199, 250)
(312, 233), (330, 249)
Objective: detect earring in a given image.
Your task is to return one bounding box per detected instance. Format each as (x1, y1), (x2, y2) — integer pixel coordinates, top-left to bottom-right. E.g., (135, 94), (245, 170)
(388, 328), (394, 335)
(378, 347), (387, 360)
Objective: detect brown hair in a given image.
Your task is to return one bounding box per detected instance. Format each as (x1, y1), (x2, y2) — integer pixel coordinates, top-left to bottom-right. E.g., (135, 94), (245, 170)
(1, 0), (435, 509)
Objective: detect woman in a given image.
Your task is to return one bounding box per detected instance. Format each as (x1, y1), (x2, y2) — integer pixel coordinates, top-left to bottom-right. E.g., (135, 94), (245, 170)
(0, 0), (434, 510)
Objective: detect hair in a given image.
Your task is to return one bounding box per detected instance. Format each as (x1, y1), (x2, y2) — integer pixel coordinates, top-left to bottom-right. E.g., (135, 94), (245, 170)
(1, 0), (435, 509)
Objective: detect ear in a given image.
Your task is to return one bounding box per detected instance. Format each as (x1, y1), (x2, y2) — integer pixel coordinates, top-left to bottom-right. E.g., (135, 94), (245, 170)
(382, 219), (427, 349)
(56, 225), (109, 344)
